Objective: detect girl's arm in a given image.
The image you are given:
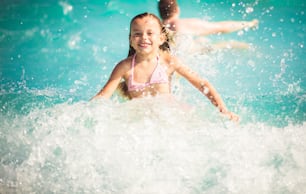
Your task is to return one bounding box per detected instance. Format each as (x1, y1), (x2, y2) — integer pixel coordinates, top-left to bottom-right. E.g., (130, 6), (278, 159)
(173, 59), (239, 121)
(90, 62), (127, 101)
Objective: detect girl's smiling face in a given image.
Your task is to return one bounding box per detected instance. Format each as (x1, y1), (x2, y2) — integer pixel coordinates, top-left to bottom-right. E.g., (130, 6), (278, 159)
(130, 16), (165, 55)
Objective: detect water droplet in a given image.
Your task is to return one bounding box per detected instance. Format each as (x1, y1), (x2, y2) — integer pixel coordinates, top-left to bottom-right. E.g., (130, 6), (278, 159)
(237, 30), (244, 36)
(246, 7), (254, 14)
(290, 18), (295, 23)
(272, 32), (276, 37)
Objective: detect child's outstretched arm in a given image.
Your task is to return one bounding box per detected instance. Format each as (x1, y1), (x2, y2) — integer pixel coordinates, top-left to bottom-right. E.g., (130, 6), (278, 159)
(173, 58), (239, 121)
(178, 18), (259, 36)
(203, 19), (259, 34)
(90, 62), (127, 101)
(199, 79), (239, 121)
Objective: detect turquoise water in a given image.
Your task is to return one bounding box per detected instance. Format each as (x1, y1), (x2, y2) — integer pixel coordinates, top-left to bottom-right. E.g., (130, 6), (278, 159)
(1, 0), (305, 193)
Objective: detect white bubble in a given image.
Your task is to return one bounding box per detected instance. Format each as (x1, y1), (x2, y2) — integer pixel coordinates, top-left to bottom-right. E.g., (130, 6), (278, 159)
(246, 7), (254, 14)
(59, 1), (73, 15)
(237, 30), (244, 36)
(290, 18), (295, 23)
(68, 33), (81, 49)
(272, 32), (276, 37)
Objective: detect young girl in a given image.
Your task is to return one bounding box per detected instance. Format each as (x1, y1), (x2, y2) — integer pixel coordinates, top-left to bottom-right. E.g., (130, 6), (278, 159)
(91, 12), (239, 121)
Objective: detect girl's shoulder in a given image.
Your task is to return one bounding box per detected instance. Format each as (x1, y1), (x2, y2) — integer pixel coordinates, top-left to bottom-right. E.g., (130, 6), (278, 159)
(112, 56), (133, 76)
(116, 56), (133, 69)
(160, 51), (180, 67)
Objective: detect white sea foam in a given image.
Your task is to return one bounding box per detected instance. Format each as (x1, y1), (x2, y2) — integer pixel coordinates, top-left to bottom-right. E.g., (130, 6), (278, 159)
(1, 97), (305, 193)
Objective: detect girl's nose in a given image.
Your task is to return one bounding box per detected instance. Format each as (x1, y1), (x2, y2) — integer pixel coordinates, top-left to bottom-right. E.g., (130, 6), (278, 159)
(141, 33), (148, 39)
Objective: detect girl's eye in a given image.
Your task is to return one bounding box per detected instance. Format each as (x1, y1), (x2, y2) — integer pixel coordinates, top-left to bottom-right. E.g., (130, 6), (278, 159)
(134, 33), (141, 37)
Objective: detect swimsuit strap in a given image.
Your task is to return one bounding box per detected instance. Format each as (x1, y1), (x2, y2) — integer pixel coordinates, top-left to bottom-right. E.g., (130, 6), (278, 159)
(131, 54), (136, 81)
(128, 54), (139, 91)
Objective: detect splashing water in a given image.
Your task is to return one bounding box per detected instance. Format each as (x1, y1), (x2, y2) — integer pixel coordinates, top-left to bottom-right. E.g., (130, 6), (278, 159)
(1, 97), (305, 193)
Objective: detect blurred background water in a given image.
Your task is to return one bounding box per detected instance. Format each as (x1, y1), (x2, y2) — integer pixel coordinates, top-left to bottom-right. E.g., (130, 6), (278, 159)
(0, 0), (305, 193)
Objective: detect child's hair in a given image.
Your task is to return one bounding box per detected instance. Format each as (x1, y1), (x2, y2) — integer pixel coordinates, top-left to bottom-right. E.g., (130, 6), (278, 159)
(117, 80), (131, 100)
(117, 12), (174, 99)
(158, 0), (178, 20)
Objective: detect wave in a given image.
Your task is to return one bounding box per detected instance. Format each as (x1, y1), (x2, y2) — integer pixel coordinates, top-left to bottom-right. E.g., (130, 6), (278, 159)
(1, 96), (305, 193)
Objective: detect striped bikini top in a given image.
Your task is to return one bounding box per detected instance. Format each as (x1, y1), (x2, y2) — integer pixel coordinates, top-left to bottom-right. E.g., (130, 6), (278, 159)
(128, 54), (169, 92)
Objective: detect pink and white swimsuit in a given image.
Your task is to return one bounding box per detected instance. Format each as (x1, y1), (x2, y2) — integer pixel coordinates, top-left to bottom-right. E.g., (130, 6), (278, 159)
(128, 54), (169, 91)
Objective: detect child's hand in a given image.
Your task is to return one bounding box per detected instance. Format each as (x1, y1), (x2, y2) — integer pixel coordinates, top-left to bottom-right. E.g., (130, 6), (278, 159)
(225, 111), (240, 122)
(220, 108), (240, 122)
(249, 19), (259, 29)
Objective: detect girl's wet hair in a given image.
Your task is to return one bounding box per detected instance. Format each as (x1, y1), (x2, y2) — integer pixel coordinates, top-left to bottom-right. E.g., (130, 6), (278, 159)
(117, 12), (174, 99)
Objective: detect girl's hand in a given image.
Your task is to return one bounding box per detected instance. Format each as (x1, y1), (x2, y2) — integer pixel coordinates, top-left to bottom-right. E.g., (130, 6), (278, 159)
(225, 111), (240, 122)
(220, 108), (240, 122)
